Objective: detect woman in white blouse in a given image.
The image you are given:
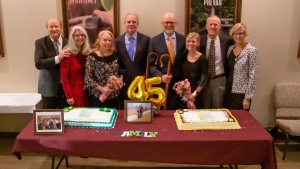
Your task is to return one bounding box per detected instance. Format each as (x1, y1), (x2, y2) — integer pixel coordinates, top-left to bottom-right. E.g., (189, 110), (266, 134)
(224, 23), (259, 110)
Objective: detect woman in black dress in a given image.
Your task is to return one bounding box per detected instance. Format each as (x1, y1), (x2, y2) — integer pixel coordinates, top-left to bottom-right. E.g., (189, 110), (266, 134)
(224, 23), (259, 110)
(173, 32), (208, 109)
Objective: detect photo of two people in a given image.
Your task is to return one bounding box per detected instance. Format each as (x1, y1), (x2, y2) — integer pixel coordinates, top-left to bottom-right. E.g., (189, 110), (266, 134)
(125, 101), (153, 123)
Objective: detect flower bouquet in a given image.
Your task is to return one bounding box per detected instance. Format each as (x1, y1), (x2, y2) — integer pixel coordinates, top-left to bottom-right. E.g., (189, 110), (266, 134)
(99, 75), (125, 102)
(172, 79), (196, 109)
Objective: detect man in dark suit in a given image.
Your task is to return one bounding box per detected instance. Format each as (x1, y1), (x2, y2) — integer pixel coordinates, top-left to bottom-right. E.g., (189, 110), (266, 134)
(199, 15), (234, 109)
(115, 13), (150, 109)
(148, 12), (186, 109)
(34, 18), (70, 109)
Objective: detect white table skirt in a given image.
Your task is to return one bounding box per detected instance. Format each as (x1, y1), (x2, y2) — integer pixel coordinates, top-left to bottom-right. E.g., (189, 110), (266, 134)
(0, 93), (42, 114)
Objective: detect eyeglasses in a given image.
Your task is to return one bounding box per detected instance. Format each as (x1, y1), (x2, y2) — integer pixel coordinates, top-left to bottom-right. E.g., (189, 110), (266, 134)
(73, 34), (86, 38)
(233, 32), (245, 36)
(163, 21), (176, 25)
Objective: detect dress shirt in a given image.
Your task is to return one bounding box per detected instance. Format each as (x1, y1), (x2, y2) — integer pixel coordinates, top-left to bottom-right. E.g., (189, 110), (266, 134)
(49, 36), (63, 65)
(125, 32), (137, 60)
(206, 35), (224, 76)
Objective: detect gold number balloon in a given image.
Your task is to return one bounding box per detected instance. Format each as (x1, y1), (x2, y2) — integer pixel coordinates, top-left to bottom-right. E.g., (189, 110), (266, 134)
(144, 77), (166, 105)
(127, 76), (149, 100)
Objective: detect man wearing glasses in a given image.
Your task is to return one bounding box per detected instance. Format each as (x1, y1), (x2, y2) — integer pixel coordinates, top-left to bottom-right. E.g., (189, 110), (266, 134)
(148, 12), (186, 109)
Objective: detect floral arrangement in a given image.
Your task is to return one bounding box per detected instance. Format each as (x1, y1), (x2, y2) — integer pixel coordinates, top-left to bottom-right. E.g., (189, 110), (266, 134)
(172, 79), (196, 109)
(99, 75), (125, 102)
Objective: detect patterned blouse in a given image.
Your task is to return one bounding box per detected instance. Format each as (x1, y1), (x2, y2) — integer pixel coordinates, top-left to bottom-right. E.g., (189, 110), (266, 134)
(226, 43), (259, 100)
(84, 51), (120, 99)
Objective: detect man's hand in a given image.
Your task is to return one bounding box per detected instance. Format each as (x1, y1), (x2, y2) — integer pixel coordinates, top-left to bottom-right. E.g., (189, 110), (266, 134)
(58, 48), (71, 61)
(161, 74), (173, 84)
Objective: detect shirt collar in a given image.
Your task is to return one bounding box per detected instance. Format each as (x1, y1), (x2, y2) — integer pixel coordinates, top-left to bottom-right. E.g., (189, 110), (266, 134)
(164, 32), (176, 40)
(125, 32), (137, 40)
(49, 35), (63, 45)
(208, 35), (220, 43)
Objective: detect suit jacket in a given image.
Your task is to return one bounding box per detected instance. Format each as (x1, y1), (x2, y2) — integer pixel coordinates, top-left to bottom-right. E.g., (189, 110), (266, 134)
(115, 32), (150, 87)
(34, 35), (68, 97)
(148, 32), (186, 109)
(148, 32), (186, 77)
(199, 34), (234, 74)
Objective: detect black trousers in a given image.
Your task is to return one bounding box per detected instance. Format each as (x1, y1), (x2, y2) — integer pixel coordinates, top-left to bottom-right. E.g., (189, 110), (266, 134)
(41, 84), (68, 109)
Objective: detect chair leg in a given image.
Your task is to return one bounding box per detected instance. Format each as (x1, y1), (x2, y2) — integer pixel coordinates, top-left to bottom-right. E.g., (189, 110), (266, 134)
(282, 132), (289, 160)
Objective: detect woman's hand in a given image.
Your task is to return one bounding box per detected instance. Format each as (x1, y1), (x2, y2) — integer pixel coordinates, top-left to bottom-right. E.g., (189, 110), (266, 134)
(243, 99), (250, 110)
(97, 85), (113, 96)
(67, 98), (74, 106)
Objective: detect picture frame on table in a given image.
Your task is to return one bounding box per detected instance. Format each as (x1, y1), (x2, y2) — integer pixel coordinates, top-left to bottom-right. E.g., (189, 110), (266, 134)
(61, 0), (120, 44)
(34, 109), (64, 135)
(124, 100), (153, 124)
(185, 0), (242, 35)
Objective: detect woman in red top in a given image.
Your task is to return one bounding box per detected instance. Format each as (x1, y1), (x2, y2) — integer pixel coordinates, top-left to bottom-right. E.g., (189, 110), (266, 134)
(60, 26), (91, 106)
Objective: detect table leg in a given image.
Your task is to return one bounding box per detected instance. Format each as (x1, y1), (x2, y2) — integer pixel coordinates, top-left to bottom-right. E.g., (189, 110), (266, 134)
(51, 154), (70, 169)
(51, 154), (55, 169)
(56, 155), (69, 169)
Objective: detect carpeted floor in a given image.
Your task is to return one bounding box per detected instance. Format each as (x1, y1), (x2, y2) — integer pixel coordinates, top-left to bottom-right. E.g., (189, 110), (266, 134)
(0, 132), (299, 169)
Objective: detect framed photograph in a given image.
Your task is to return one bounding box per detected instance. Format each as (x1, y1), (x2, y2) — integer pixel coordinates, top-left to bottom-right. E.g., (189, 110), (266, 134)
(34, 109), (64, 135)
(185, 0), (242, 35)
(124, 100), (153, 124)
(61, 0), (120, 44)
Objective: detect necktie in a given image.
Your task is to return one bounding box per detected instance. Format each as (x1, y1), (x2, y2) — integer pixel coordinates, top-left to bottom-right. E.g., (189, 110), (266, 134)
(208, 39), (215, 78)
(53, 41), (59, 55)
(128, 36), (134, 61)
(167, 36), (175, 64)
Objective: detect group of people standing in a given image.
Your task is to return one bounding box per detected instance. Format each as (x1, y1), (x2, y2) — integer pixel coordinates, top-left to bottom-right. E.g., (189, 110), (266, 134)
(35, 12), (259, 111)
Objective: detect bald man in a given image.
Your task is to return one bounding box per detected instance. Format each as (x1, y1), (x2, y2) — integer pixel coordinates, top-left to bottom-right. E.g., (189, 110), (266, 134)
(148, 12), (186, 109)
(34, 18), (71, 109)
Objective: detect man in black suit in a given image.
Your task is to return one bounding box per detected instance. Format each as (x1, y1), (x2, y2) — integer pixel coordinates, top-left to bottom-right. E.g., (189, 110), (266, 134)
(148, 12), (186, 109)
(199, 15), (234, 108)
(34, 18), (70, 109)
(115, 13), (150, 109)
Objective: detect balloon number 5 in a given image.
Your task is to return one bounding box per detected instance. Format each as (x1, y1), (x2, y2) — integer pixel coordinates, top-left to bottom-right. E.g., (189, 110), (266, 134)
(127, 76), (166, 109)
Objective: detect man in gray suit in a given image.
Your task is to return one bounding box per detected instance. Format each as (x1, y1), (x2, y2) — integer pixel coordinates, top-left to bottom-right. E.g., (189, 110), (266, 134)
(199, 15), (234, 108)
(34, 18), (71, 109)
(115, 12), (150, 109)
(148, 12), (186, 109)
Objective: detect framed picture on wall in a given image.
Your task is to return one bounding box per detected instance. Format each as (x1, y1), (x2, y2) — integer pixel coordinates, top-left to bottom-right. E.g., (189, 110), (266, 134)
(185, 0), (242, 35)
(34, 109), (64, 135)
(62, 0), (120, 44)
(124, 100), (153, 124)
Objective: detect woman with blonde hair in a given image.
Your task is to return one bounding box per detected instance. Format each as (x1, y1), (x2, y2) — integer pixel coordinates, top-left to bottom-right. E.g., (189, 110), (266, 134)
(60, 25), (91, 106)
(173, 32), (208, 109)
(224, 23), (259, 110)
(84, 30), (120, 108)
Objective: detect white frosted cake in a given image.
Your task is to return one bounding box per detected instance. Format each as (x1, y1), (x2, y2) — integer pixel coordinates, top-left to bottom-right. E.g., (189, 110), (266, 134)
(174, 109), (241, 130)
(64, 107), (118, 129)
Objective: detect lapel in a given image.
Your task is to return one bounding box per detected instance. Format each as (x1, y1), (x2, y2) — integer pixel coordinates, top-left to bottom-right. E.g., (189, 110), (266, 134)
(219, 35), (226, 63)
(46, 36), (57, 56)
(121, 33), (133, 62)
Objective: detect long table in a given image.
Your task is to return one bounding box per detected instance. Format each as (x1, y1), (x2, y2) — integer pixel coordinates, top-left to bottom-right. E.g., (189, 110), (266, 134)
(12, 110), (277, 168)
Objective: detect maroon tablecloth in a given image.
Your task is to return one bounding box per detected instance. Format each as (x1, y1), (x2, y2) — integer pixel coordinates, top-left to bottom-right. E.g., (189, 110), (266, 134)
(12, 110), (277, 168)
